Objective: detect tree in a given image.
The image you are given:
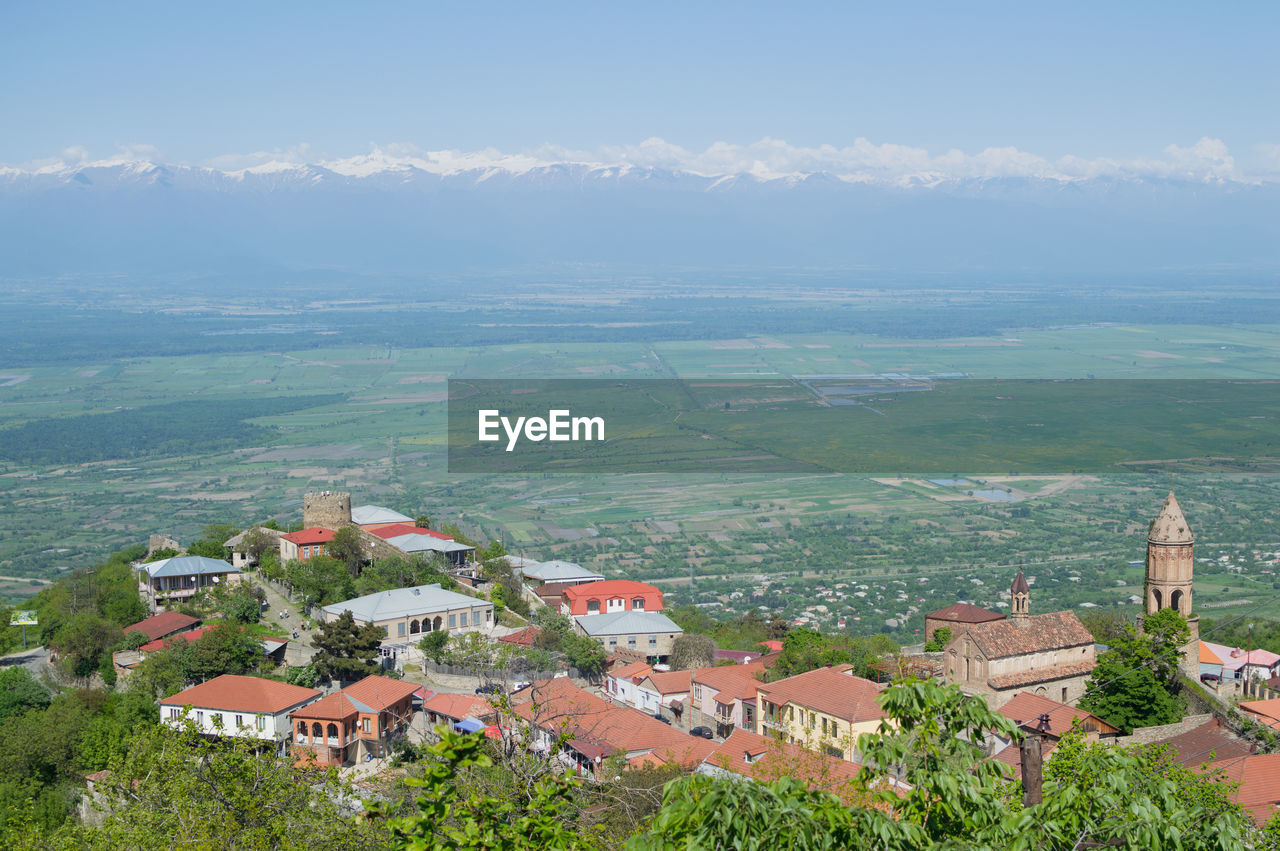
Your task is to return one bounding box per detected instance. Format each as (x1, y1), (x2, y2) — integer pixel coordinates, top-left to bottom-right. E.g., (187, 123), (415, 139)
(923, 626), (952, 652)
(419, 630), (449, 663)
(770, 628), (850, 678)
(1080, 608), (1188, 733)
(669, 634), (715, 670)
(328, 525), (367, 578)
(187, 623), (262, 681)
(387, 727), (600, 850)
(285, 555), (354, 607)
(312, 611), (384, 683)
(51, 612), (122, 680)
(284, 664), (319, 689)
(414, 514), (431, 529)
(186, 538), (230, 560)
(239, 527), (276, 565)
(222, 585), (262, 624)
(0, 667), (50, 722)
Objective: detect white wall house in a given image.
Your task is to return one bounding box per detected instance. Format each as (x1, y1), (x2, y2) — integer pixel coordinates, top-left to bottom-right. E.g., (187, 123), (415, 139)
(159, 674), (322, 755)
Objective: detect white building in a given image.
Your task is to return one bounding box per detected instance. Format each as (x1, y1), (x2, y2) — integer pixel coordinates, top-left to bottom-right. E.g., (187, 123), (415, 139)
(159, 674), (321, 755)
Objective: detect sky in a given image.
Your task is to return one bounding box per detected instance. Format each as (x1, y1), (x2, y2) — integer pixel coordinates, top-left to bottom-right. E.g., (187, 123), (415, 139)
(2, 1), (1278, 172)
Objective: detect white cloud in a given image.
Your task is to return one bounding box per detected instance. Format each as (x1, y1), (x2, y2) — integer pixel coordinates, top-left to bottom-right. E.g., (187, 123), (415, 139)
(3, 137), (1271, 185)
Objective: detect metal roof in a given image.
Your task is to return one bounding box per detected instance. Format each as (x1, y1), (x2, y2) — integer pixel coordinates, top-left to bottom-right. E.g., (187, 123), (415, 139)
(574, 611), (683, 637)
(382, 533), (474, 555)
(520, 560), (604, 582)
(321, 583), (488, 622)
(351, 504), (414, 525)
(142, 555), (240, 579)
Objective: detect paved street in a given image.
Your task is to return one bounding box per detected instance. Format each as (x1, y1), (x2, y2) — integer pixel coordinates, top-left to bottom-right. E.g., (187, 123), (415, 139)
(251, 577), (319, 667)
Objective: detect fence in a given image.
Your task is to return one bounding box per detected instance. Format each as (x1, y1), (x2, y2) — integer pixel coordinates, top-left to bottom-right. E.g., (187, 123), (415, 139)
(421, 659), (581, 683)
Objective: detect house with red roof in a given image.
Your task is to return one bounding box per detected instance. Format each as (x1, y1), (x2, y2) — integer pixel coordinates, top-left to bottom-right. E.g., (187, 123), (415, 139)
(289, 675), (421, 766)
(423, 692), (496, 728)
(604, 660), (652, 708)
(512, 677), (715, 775)
(698, 728), (863, 803)
(140, 625), (215, 653)
(124, 610), (201, 642)
(990, 691), (1118, 757)
(1208, 753), (1280, 827)
(160, 674), (321, 755)
(756, 665), (888, 762)
(923, 602), (1005, 645)
(691, 662), (767, 739)
(633, 669), (693, 717)
(497, 626), (542, 647)
(279, 527), (337, 563)
(367, 523), (475, 566)
(561, 580), (663, 616)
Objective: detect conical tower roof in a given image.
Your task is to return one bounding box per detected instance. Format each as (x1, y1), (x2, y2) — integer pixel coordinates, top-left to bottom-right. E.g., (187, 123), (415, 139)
(1010, 569), (1030, 594)
(1148, 491), (1193, 544)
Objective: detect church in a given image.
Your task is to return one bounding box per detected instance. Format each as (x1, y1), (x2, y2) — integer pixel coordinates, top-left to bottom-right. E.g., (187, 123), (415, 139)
(935, 491), (1196, 709)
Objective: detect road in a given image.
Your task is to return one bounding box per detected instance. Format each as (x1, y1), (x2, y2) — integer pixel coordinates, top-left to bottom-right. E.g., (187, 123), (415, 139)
(252, 577), (320, 667)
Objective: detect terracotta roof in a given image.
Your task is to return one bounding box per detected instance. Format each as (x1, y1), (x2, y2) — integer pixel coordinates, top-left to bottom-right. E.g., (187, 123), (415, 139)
(342, 675), (421, 711)
(1210, 753), (1280, 827)
(643, 669), (693, 695)
(756, 666), (886, 724)
(497, 626), (542, 646)
(1200, 642), (1224, 665)
(959, 610), (1095, 660)
(692, 662), (766, 703)
(997, 691), (1118, 738)
(987, 660), (1096, 690)
(124, 611), (201, 641)
(294, 691), (364, 721)
(368, 524), (456, 541)
(1240, 699), (1280, 729)
(702, 729), (861, 793)
(423, 692), (495, 722)
(140, 625), (213, 652)
(563, 580), (661, 603)
(1149, 491), (1193, 544)
(1147, 719), (1251, 767)
(926, 602), (1005, 624)
(513, 678), (714, 767)
(281, 527), (337, 545)
(609, 660), (653, 681)
(536, 581), (584, 601)
(761, 640), (783, 652)
(161, 674), (321, 714)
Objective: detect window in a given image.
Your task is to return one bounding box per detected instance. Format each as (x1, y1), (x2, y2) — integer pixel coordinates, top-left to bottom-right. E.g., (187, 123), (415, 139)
(410, 619), (420, 634)
(398, 622), (406, 637)
(235, 714), (244, 728)
(1062, 687), (1068, 702)
(168, 708), (179, 720)
(362, 717), (371, 734)
(649, 635), (657, 648)
(486, 609), (492, 624)
(628, 636), (636, 649)
(383, 625), (390, 637)
(257, 715), (266, 731)
(609, 637), (617, 648)
(196, 711), (204, 725)
(448, 614), (457, 629)
(632, 597), (645, 610)
(460, 612), (468, 627)
(587, 600), (600, 614)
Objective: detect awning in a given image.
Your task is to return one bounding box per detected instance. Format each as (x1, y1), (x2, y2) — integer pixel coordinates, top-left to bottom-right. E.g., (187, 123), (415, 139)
(453, 717), (486, 734)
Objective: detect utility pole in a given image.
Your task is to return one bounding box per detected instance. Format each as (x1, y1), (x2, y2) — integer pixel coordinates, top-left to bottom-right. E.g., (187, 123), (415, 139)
(1020, 712), (1051, 807)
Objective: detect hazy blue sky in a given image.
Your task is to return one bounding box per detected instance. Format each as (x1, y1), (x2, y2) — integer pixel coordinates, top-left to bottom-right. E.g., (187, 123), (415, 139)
(3, 1), (1277, 167)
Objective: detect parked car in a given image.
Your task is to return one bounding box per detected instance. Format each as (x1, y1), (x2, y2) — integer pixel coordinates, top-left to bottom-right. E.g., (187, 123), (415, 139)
(475, 683), (503, 695)
(689, 726), (714, 740)
(652, 713), (672, 725)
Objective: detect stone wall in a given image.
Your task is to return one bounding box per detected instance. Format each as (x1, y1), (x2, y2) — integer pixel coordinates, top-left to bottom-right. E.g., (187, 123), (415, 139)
(303, 491), (352, 529)
(1118, 713), (1213, 746)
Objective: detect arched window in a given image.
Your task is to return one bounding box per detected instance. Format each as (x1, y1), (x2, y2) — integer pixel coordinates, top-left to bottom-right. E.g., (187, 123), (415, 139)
(1170, 589), (1183, 613)
(311, 722), (323, 739)
(326, 723), (338, 740)
(422, 618), (432, 632)
(410, 619), (421, 634)
(1152, 588), (1163, 610)
(297, 721), (307, 741)
(1034, 686), (1047, 696)
(433, 615), (443, 631)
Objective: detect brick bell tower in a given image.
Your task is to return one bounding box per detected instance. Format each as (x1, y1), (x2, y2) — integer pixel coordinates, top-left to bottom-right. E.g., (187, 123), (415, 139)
(1143, 491), (1199, 671)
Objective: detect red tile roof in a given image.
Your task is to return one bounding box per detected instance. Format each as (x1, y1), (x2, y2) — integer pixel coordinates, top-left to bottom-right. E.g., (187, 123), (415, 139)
(609, 660), (653, 682)
(756, 666), (886, 724)
(368, 524), (455, 541)
(1147, 719), (1251, 767)
(563, 580), (661, 603)
(513, 678), (714, 767)
(987, 660), (1097, 690)
(703, 729), (862, 797)
(423, 692), (494, 722)
(997, 691), (1118, 738)
(926, 602), (1005, 624)
(1210, 753), (1280, 827)
(693, 663), (766, 703)
(498, 626), (542, 647)
(962, 610), (1095, 660)
(161, 674), (321, 714)
(125, 611), (201, 641)
(643, 669), (693, 695)
(342, 675), (421, 712)
(1239, 698), (1280, 729)
(140, 625), (213, 652)
(293, 691), (363, 721)
(281, 527), (337, 545)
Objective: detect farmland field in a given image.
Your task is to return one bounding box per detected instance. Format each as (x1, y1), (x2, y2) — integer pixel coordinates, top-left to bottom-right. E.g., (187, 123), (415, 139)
(3, 280), (1280, 639)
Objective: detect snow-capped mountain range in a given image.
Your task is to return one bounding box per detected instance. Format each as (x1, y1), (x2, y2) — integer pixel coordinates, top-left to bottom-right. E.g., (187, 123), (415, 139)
(2, 141), (1277, 278)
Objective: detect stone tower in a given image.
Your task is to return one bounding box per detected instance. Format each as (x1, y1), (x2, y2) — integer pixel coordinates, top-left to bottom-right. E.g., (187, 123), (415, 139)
(303, 491), (352, 529)
(1009, 569), (1030, 623)
(1144, 491), (1200, 650)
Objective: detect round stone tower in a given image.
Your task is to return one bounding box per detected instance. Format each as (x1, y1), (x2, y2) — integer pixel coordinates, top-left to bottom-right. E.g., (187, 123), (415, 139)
(303, 491), (352, 529)
(1144, 490), (1199, 649)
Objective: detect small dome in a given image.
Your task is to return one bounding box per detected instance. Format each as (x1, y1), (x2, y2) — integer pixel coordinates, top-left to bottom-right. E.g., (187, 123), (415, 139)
(1148, 491), (1194, 544)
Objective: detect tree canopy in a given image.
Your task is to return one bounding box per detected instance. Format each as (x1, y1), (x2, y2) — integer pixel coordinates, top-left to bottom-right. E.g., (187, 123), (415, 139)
(312, 611), (384, 683)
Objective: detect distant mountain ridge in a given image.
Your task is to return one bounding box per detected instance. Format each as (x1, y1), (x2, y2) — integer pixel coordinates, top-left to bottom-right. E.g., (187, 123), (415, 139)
(2, 151), (1278, 278)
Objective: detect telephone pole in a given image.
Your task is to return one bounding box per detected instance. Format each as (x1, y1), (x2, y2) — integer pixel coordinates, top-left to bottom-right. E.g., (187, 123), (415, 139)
(1020, 712), (1051, 807)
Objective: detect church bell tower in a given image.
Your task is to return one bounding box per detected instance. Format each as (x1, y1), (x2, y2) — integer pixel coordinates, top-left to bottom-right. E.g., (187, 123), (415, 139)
(1009, 569), (1030, 623)
(1144, 491), (1199, 645)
